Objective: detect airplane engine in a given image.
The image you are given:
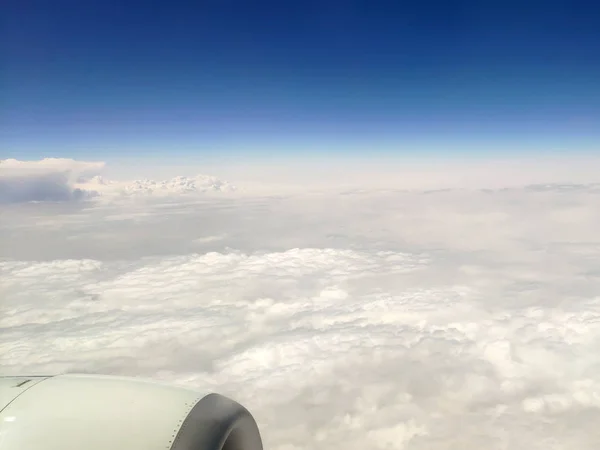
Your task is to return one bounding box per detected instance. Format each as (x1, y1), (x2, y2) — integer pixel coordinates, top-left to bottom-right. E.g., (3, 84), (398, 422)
(0, 373), (263, 450)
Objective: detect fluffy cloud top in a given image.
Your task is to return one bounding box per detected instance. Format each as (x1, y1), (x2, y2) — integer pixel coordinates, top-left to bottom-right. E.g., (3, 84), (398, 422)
(1, 161), (600, 449)
(0, 159), (234, 203)
(86, 174), (235, 197)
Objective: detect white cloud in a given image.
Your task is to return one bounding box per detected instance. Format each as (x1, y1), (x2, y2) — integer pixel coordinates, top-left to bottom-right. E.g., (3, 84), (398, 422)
(1, 160), (600, 449)
(0, 158), (105, 203)
(0, 158), (235, 203)
(87, 174), (236, 198)
(0, 157), (105, 174)
(0, 171), (93, 203)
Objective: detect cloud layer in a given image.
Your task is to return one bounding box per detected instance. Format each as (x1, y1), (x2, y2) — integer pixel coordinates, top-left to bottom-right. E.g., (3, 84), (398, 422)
(1, 161), (600, 449)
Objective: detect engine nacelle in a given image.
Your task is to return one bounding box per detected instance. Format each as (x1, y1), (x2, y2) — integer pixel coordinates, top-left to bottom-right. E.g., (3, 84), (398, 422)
(0, 373), (263, 450)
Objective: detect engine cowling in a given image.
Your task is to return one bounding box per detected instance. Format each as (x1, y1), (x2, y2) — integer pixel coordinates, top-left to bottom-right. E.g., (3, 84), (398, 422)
(0, 373), (263, 450)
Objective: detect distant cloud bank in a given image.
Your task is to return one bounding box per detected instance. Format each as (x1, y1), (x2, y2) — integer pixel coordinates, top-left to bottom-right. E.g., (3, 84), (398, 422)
(0, 158), (235, 203)
(0, 158), (104, 203)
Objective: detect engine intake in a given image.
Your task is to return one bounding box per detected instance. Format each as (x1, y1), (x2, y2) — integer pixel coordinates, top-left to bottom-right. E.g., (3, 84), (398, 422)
(0, 374), (263, 450)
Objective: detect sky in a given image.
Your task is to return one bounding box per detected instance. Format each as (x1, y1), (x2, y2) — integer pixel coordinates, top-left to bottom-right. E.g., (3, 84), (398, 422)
(2, 0), (600, 161)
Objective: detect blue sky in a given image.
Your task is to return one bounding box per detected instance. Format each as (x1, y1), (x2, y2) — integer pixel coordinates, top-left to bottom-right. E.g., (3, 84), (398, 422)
(2, 0), (599, 160)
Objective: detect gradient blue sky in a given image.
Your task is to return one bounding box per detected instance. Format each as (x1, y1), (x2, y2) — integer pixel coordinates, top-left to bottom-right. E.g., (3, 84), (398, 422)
(2, 0), (600, 160)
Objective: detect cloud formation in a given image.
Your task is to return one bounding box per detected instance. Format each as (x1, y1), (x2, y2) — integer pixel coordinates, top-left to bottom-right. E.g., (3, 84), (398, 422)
(87, 174), (236, 198)
(0, 171), (91, 203)
(0, 157), (105, 174)
(0, 158), (104, 203)
(0, 159), (235, 204)
(1, 162), (600, 449)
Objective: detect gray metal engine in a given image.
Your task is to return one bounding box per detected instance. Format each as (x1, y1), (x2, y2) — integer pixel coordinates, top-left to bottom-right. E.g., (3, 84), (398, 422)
(0, 374), (263, 450)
